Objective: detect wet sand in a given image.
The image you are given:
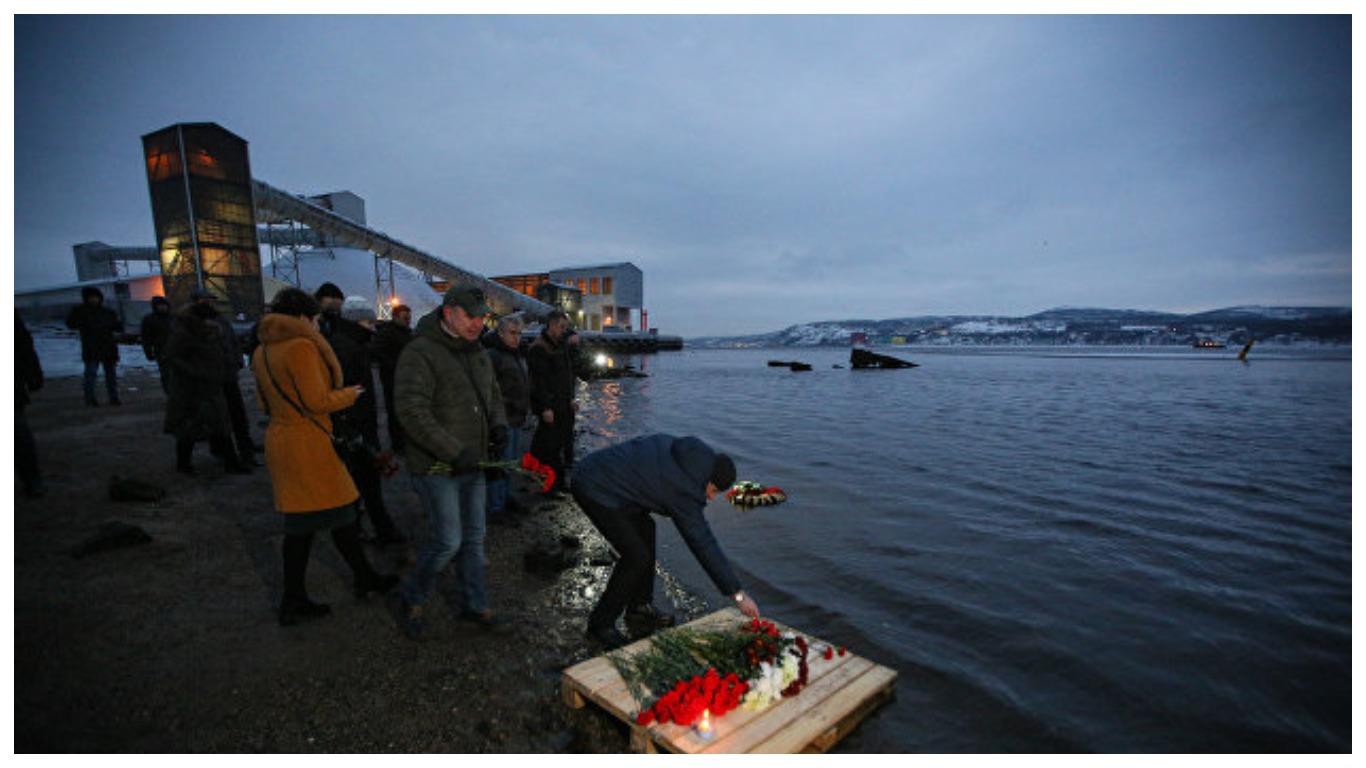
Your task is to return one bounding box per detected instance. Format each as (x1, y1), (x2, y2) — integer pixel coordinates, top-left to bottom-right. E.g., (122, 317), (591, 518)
(12, 367), (711, 753)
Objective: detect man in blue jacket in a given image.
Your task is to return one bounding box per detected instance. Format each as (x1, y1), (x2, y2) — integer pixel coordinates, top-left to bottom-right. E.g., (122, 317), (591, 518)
(571, 433), (761, 649)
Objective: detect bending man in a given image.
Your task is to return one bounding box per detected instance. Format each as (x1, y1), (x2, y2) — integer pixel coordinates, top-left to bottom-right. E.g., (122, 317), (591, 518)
(571, 433), (760, 649)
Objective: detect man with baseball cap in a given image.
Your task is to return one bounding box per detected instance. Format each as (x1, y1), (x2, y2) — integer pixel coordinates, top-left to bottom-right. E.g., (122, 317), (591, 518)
(390, 284), (511, 638)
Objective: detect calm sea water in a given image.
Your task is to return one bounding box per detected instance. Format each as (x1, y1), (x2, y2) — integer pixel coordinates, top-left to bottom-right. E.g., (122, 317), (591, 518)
(570, 346), (1352, 753)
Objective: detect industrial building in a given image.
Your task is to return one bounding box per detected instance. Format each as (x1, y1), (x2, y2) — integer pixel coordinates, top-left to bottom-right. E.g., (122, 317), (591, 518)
(492, 262), (646, 332)
(15, 122), (678, 351)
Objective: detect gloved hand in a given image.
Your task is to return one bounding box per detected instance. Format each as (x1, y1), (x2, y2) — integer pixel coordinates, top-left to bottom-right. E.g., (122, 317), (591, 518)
(449, 447), (480, 475)
(489, 424), (509, 460)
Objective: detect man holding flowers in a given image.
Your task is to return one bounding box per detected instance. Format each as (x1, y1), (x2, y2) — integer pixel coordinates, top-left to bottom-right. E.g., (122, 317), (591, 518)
(390, 285), (511, 638)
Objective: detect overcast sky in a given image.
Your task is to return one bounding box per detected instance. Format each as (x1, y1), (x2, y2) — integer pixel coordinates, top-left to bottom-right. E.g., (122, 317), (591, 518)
(11, 14), (1352, 337)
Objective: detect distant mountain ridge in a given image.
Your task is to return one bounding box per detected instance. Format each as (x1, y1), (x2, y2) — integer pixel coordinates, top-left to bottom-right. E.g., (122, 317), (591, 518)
(690, 306), (1351, 348)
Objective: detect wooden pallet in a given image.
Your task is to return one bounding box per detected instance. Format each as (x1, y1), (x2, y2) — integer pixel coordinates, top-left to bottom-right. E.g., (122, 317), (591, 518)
(561, 608), (898, 753)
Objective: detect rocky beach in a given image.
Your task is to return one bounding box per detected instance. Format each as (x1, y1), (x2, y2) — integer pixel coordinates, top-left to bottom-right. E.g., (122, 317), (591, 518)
(13, 365), (714, 754)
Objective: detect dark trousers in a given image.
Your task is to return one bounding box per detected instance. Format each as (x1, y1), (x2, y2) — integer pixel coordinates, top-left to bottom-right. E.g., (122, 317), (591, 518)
(16, 407), (42, 494)
(379, 370), (405, 452)
(573, 490), (655, 630)
(223, 378), (254, 458)
(83, 359), (118, 403)
(177, 434), (237, 471)
(346, 449), (402, 538)
(155, 362), (171, 395)
(531, 411), (575, 490)
(281, 522), (376, 601)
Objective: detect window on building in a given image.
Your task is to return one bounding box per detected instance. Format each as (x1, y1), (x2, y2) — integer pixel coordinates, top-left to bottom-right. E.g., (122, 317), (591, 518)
(603, 277), (613, 295)
(577, 279), (587, 294)
(589, 277), (600, 295)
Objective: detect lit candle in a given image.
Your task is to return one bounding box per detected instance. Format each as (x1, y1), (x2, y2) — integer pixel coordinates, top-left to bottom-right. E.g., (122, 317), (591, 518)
(695, 708), (714, 740)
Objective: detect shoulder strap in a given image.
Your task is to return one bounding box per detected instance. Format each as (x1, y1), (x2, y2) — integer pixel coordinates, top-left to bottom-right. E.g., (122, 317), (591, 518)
(261, 341), (338, 442)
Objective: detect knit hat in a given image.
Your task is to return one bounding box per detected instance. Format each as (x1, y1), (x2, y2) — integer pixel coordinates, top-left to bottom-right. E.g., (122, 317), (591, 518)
(710, 454), (737, 491)
(314, 282), (345, 301)
(340, 296), (376, 323)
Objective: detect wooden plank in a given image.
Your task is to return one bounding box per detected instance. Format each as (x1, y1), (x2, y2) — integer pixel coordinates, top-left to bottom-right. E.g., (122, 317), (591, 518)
(759, 665), (898, 753)
(699, 657), (875, 754)
(560, 608), (897, 754)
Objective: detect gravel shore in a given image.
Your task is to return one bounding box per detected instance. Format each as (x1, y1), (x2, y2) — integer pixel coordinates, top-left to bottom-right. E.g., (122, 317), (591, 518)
(13, 366), (712, 754)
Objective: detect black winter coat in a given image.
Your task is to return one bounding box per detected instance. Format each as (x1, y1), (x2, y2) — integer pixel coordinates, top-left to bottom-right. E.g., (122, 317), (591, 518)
(65, 302), (121, 363)
(17, 312), (43, 409)
(141, 309), (175, 361)
(369, 320), (412, 379)
(483, 331), (531, 425)
(527, 330), (575, 418)
(161, 311), (230, 441)
(319, 312), (380, 445)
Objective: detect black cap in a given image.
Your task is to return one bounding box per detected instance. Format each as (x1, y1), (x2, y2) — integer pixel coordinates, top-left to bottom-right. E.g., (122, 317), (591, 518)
(314, 282), (345, 300)
(710, 454), (736, 491)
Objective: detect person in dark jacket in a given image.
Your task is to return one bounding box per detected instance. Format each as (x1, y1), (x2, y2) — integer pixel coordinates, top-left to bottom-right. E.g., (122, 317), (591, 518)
(571, 433), (760, 649)
(17, 312), (46, 497)
(140, 296), (175, 395)
(161, 302), (252, 476)
(527, 309), (578, 493)
(190, 288), (258, 466)
(483, 313), (532, 523)
(315, 285), (407, 547)
(391, 285), (510, 638)
(66, 286), (122, 406)
(369, 303), (413, 452)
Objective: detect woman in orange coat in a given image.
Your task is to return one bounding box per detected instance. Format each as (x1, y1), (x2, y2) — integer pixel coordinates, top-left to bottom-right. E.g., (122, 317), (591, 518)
(251, 288), (398, 626)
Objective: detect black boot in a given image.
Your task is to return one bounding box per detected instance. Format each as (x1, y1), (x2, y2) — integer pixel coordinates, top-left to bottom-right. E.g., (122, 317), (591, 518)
(625, 603), (677, 636)
(353, 572), (400, 599)
(175, 439), (196, 475)
(278, 596), (331, 626)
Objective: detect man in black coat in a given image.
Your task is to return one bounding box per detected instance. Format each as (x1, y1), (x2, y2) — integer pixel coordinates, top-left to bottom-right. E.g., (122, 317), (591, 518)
(66, 286), (122, 406)
(316, 284), (407, 546)
(571, 434), (761, 649)
(17, 311), (46, 497)
(140, 296), (175, 395)
(191, 288), (258, 466)
(368, 303), (413, 452)
(527, 309), (578, 493)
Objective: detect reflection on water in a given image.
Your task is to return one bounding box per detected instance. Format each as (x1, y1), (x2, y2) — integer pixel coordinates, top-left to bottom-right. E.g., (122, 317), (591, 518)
(568, 347), (1351, 752)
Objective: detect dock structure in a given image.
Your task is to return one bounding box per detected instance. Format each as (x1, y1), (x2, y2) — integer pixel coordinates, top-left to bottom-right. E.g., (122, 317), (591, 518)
(574, 330), (683, 353)
(561, 608), (897, 754)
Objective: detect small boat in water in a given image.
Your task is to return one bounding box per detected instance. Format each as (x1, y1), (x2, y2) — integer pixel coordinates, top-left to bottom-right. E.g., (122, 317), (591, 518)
(850, 347), (918, 369)
(1192, 340), (1227, 349)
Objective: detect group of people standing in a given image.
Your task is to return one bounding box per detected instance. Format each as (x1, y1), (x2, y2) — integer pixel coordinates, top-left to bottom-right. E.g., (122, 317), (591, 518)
(245, 282), (582, 632)
(48, 281), (758, 649)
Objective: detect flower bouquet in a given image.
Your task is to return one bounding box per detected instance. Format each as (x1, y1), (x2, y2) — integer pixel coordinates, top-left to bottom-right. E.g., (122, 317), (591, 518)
(610, 618), (835, 728)
(478, 452), (556, 494)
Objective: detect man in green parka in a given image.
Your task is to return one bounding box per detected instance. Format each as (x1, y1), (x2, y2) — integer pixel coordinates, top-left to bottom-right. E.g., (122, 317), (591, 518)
(391, 285), (510, 639)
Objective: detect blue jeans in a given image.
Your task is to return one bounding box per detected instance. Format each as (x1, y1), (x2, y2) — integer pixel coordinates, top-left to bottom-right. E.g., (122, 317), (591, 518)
(486, 425), (525, 516)
(83, 359), (118, 403)
(403, 472), (489, 613)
